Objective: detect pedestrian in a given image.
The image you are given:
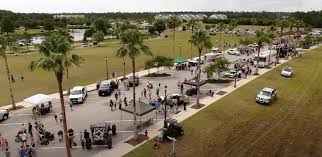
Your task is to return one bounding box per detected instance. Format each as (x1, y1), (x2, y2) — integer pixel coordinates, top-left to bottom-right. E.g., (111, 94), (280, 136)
(110, 100), (113, 111)
(18, 146), (25, 157)
(20, 132), (27, 147)
(144, 130), (148, 137)
(190, 69), (193, 76)
(124, 97), (128, 106)
(183, 103), (187, 111)
(114, 92), (118, 100)
(156, 87), (160, 97)
(59, 114), (63, 126)
(180, 84), (184, 94)
(118, 99), (122, 110)
(68, 128), (74, 148)
(170, 103), (174, 113)
(54, 114), (58, 124)
(158, 83), (161, 87)
(177, 80), (181, 89)
(31, 144), (36, 157)
(28, 123), (33, 138)
(114, 99), (117, 109)
(4, 148), (10, 157)
(58, 130), (63, 142)
(25, 145), (32, 157)
(10, 74), (15, 83)
(69, 102), (73, 111)
(143, 88), (147, 98)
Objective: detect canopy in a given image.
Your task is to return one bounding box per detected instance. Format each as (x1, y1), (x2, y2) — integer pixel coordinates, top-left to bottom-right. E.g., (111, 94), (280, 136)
(24, 94), (53, 106)
(121, 101), (156, 116)
(175, 57), (188, 64)
(183, 77), (207, 87)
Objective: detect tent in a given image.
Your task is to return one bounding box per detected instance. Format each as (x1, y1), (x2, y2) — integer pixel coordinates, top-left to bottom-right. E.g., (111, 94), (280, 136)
(175, 57), (188, 64)
(121, 101), (156, 116)
(24, 94), (54, 106)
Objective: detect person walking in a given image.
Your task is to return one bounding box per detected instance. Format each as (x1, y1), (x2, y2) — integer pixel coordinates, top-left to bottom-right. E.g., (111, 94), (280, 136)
(18, 146), (26, 157)
(124, 97), (128, 107)
(31, 144), (36, 157)
(59, 114), (63, 126)
(180, 84), (184, 94)
(156, 87), (160, 97)
(143, 88), (147, 98)
(54, 114), (58, 124)
(28, 123), (33, 138)
(25, 145), (32, 157)
(114, 92), (118, 100)
(69, 102), (73, 111)
(109, 100), (113, 111)
(10, 74), (15, 83)
(20, 132), (27, 147)
(57, 130), (63, 142)
(183, 103), (187, 111)
(118, 99), (122, 110)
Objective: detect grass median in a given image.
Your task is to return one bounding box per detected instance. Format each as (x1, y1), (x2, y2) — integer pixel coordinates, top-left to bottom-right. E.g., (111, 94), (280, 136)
(124, 46), (322, 157)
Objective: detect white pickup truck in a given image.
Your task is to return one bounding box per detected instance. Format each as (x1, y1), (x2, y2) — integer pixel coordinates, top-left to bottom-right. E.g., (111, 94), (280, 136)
(69, 86), (87, 104)
(0, 109), (9, 121)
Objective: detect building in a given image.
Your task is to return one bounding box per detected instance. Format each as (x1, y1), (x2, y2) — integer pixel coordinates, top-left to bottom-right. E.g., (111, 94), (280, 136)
(53, 14), (85, 19)
(209, 14), (228, 20)
(154, 14), (207, 21)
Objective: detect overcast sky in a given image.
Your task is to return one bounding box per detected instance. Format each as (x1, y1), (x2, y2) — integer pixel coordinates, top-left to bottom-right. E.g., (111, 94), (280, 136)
(1, 0), (321, 13)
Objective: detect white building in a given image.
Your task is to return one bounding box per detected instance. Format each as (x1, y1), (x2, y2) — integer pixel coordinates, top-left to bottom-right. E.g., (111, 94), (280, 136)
(209, 14), (228, 20)
(154, 14), (207, 21)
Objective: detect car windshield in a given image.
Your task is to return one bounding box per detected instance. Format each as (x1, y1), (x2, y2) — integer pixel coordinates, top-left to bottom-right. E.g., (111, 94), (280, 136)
(284, 67), (292, 72)
(71, 90), (82, 95)
(100, 83), (110, 88)
(261, 91), (271, 97)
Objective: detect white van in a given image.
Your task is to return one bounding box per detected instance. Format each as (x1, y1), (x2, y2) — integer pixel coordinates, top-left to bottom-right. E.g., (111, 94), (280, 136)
(254, 50), (277, 68)
(69, 86), (87, 104)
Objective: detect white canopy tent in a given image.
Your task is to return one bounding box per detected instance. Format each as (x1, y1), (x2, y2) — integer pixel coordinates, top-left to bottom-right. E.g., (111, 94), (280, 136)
(24, 94), (54, 106)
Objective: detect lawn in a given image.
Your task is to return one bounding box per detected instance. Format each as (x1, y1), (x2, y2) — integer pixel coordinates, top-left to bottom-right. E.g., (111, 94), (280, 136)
(124, 46), (322, 157)
(0, 30), (245, 106)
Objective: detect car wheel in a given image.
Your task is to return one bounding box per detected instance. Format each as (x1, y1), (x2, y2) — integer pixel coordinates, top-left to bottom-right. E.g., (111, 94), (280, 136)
(3, 115), (8, 120)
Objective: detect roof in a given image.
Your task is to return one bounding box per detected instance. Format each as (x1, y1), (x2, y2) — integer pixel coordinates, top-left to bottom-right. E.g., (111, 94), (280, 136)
(175, 57), (188, 64)
(72, 86), (84, 90)
(24, 94), (53, 106)
(120, 101), (156, 116)
(263, 87), (275, 93)
(183, 77), (207, 87)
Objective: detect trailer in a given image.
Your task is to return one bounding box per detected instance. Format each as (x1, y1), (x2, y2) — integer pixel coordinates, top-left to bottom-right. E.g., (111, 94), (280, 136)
(254, 50), (277, 68)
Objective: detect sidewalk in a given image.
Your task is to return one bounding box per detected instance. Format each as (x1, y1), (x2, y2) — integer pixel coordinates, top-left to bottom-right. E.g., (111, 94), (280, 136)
(91, 57), (295, 157)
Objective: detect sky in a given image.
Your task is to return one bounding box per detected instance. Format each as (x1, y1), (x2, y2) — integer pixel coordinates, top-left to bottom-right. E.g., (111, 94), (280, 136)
(0, 0), (321, 13)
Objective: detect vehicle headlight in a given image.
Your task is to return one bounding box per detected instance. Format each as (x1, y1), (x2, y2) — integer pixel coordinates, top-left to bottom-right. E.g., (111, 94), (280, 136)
(78, 98), (82, 101)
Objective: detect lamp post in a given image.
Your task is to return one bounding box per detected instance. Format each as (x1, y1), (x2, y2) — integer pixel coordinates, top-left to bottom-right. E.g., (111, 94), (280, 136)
(105, 57), (109, 80)
(163, 85), (168, 128)
(234, 71), (237, 88)
(179, 44), (182, 57)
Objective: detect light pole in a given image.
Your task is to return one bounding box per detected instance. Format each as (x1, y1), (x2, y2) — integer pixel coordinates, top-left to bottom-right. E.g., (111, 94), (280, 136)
(163, 85), (168, 128)
(105, 57), (109, 80)
(234, 71), (237, 88)
(179, 44), (182, 57)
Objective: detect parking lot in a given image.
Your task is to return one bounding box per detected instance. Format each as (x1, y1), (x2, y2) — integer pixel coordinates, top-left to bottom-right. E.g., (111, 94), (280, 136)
(0, 52), (253, 157)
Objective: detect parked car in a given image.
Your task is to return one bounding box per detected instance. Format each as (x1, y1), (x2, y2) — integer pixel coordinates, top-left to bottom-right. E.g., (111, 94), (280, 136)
(128, 76), (139, 87)
(0, 109), (9, 121)
(98, 80), (118, 96)
(256, 87), (277, 104)
(160, 93), (190, 105)
(227, 48), (241, 56)
(222, 70), (241, 78)
(188, 57), (204, 66)
(281, 66), (293, 77)
(69, 86), (87, 104)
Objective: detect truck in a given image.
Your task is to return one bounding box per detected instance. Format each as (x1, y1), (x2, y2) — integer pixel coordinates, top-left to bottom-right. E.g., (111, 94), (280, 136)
(0, 109), (9, 121)
(254, 50), (277, 68)
(69, 86), (87, 104)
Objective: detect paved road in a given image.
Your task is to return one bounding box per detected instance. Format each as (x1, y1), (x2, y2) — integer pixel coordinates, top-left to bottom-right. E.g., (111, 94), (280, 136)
(0, 53), (252, 157)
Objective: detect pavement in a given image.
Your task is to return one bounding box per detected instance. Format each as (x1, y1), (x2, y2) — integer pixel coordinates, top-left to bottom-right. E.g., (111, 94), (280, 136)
(1, 45), (319, 157)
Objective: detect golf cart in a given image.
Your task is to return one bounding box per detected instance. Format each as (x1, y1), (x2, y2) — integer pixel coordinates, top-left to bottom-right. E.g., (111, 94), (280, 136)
(90, 123), (114, 149)
(162, 118), (184, 141)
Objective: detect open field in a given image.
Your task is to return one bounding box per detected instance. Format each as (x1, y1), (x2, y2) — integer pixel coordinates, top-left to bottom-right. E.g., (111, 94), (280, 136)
(124, 46), (322, 157)
(0, 30), (245, 106)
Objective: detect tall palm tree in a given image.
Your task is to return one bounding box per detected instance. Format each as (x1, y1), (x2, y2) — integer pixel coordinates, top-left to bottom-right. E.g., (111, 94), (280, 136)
(217, 22), (226, 52)
(254, 32), (271, 75)
(295, 20), (305, 34)
(56, 29), (74, 79)
(277, 20), (289, 36)
(167, 17), (181, 58)
(288, 18), (297, 33)
(116, 46), (127, 79)
(30, 34), (83, 157)
(187, 19), (197, 59)
(189, 31), (213, 107)
(117, 29), (152, 139)
(0, 36), (17, 110)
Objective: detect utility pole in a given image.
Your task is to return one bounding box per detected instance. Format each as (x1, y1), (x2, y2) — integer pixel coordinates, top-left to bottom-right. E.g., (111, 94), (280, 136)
(105, 57), (109, 80)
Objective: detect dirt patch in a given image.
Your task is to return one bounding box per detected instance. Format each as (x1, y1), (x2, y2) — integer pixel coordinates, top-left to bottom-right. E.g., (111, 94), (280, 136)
(125, 134), (149, 146)
(216, 91), (227, 95)
(8, 105), (25, 112)
(143, 73), (171, 77)
(191, 103), (205, 109)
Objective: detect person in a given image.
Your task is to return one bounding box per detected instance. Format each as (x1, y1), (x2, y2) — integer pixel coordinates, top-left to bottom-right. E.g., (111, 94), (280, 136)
(183, 102), (187, 111)
(118, 99), (122, 110)
(154, 139), (160, 149)
(114, 92), (118, 100)
(69, 102), (73, 111)
(158, 83), (161, 87)
(59, 114), (63, 126)
(180, 84), (184, 94)
(20, 132), (27, 147)
(18, 146), (26, 157)
(156, 87), (160, 96)
(177, 80), (181, 89)
(144, 130), (148, 137)
(4, 148), (10, 157)
(10, 74), (15, 83)
(68, 128), (74, 148)
(114, 99), (117, 109)
(83, 130), (90, 140)
(190, 69), (193, 76)
(143, 88), (147, 98)
(124, 97), (128, 106)
(109, 100), (113, 111)
(28, 123), (33, 137)
(25, 145), (32, 157)
(57, 130), (63, 142)
(31, 144), (36, 157)
(54, 114), (58, 124)
(20, 73), (24, 81)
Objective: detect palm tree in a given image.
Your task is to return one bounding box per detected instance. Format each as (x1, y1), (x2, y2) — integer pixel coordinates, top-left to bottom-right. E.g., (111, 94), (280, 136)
(277, 20), (289, 36)
(116, 46), (127, 79)
(56, 29), (74, 79)
(254, 32), (271, 75)
(295, 20), (305, 34)
(30, 34), (83, 157)
(217, 22), (226, 51)
(117, 29), (152, 139)
(267, 26), (278, 66)
(187, 19), (197, 59)
(0, 36), (17, 110)
(167, 17), (181, 58)
(189, 31), (213, 107)
(288, 18), (297, 33)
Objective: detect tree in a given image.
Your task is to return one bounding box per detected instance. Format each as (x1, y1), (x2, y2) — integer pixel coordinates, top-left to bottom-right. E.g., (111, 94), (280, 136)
(0, 36), (17, 110)
(204, 58), (230, 79)
(254, 32), (271, 75)
(92, 31), (105, 44)
(167, 17), (181, 58)
(217, 22), (226, 51)
(153, 20), (166, 33)
(300, 35), (314, 49)
(151, 56), (174, 72)
(288, 17), (297, 32)
(117, 29), (152, 139)
(187, 19), (197, 59)
(267, 26), (278, 65)
(43, 20), (55, 32)
(204, 25), (211, 30)
(239, 38), (254, 56)
(0, 16), (15, 35)
(295, 20), (305, 34)
(277, 20), (289, 36)
(30, 34), (83, 157)
(144, 59), (154, 75)
(189, 31), (213, 107)
(83, 27), (96, 42)
(94, 17), (110, 35)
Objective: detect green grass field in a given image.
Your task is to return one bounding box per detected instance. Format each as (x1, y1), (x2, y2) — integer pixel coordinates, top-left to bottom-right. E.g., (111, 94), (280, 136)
(0, 30), (245, 106)
(125, 46), (322, 157)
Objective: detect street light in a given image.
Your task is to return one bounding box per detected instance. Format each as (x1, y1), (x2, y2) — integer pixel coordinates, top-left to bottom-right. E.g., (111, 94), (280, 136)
(234, 71), (237, 88)
(163, 85), (168, 128)
(105, 57), (109, 80)
(179, 44), (182, 57)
